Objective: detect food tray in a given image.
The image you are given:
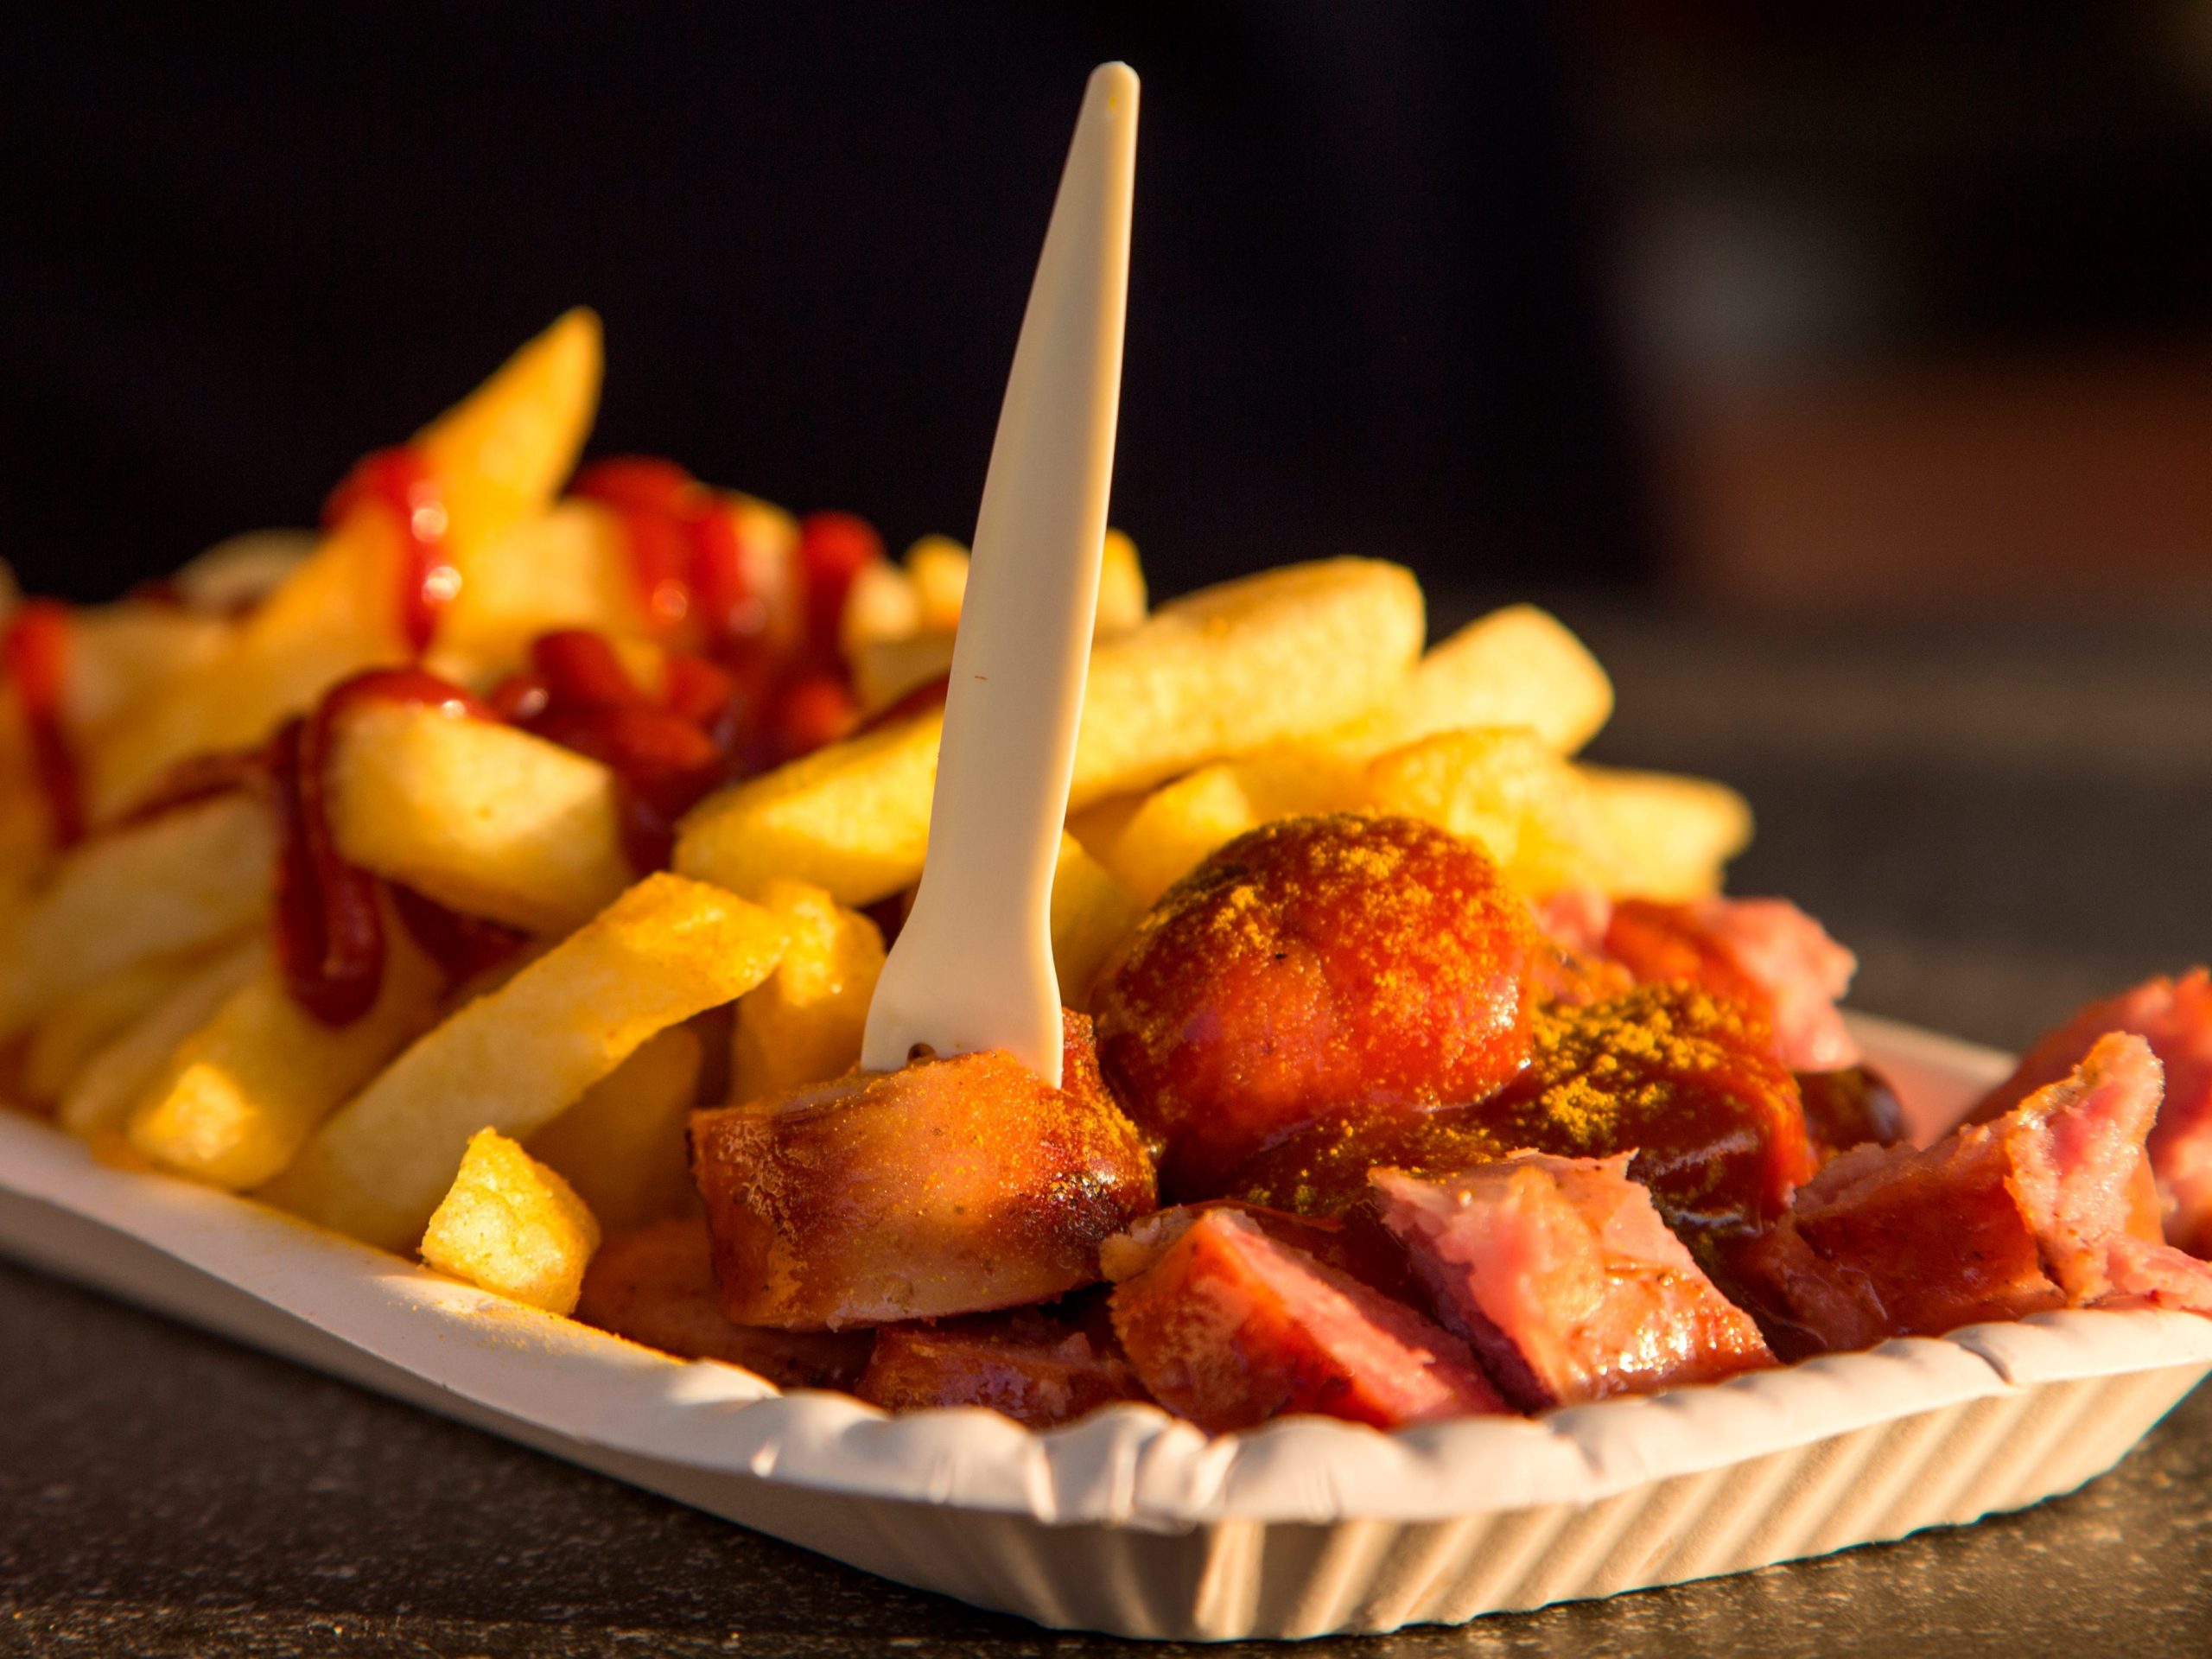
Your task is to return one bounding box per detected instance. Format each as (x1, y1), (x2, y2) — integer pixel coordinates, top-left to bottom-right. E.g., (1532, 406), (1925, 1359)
(3, 1011), (2209, 1642)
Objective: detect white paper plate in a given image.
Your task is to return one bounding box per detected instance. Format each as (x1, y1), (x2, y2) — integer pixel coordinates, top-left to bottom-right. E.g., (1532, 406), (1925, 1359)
(3, 1012), (2208, 1641)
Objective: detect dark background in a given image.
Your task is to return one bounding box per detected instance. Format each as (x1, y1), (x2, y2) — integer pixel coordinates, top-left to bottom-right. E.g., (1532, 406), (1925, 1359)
(0, 3), (1637, 603)
(9, 3), (2212, 611)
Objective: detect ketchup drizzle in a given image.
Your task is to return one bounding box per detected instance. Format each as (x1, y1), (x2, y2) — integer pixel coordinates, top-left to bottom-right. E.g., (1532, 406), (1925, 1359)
(568, 461), (874, 775)
(118, 749), (264, 830)
(496, 630), (735, 872)
(390, 881), (529, 984)
(59, 454), (906, 1027)
(324, 447), (456, 656)
(270, 669), (497, 1026)
(570, 458), (757, 645)
(793, 511), (884, 667)
(3, 600), (86, 847)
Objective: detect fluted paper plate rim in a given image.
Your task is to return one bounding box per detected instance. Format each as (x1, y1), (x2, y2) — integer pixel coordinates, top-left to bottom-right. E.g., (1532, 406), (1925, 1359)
(3, 1012), (2209, 1534)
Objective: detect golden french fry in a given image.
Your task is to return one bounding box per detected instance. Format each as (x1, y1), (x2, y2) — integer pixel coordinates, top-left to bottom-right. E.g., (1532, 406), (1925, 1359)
(20, 948), (225, 1105)
(676, 557), (1424, 906)
(264, 874), (787, 1250)
(1065, 789), (1145, 859)
(528, 1026), (702, 1235)
(1322, 603), (1613, 762)
(87, 311), (604, 820)
(850, 629), (956, 714)
(327, 700), (631, 933)
(0, 793), (273, 1038)
(86, 517), (388, 822)
(1363, 728), (1751, 899)
(171, 530), (316, 614)
(1071, 557), (1421, 797)
(429, 500), (645, 674)
(1050, 834), (1141, 1010)
(57, 941), (265, 1139)
(0, 601), (237, 841)
(1363, 727), (1618, 895)
(1096, 527), (1147, 635)
(905, 535), (970, 633)
(67, 604), (238, 737)
(845, 536), (963, 707)
(1073, 602), (1605, 904)
(839, 560), (921, 661)
(729, 880), (886, 1104)
(416, 307), (603, 562)
(125, 929), (447, 1192)
(677, 715), (942, 910)
(435, 487), (799, 683)
(1580, 764), (1752, 901)
(420, 1128), (601, 1314)
(1088, 752), (1364, 906)
(0, 601), (225, 767)
(1093, 594), (1620, 901)
(725, 493), (802, 645)
(850, 532), (1136, 703)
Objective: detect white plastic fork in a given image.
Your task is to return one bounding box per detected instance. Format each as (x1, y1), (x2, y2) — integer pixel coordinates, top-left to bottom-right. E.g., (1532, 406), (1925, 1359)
(858, 62), (1139, 1088)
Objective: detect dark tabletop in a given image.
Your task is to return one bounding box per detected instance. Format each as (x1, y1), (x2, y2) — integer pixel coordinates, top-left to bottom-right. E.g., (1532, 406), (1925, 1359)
(7, 605), (2212, 1657)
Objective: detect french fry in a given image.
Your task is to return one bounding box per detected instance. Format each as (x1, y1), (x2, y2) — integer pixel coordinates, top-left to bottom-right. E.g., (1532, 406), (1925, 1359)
(725, 493), (803, 647)
(435, 487), (801, 683)
(57, 939), (266, 1139)
(1351, 741), (1755, 902)
(0, 602), (229, 765)
(1580, 764), (1752, 901)
(838, 561), (922, 661)
(849, 531), (1139, 709)
(420, 1128), (601, 1315)
(1317, 603), (1614, 763)
(1070, 557), (1421, 798)
(0, 792), (273, 1038)
(905, 535), (970, 633)
(0, 601), (238, 849)
(843, 534), (968, 709)
(67, 603), (238, 736)
(1096, 528), (1147, 635)
(529, 1026), (703, 1235)
(851, 629), (957, 714)
(86, 514), (393, 823)
(171, 530), (316, 614)
(429, 500), (644, 675)
(1363, 727), (1618, 895)
(86, 310), (604, 820)
(124, 925), (447, 1192)
(1065, 789), (1145, 859)
(1086, 752), (1363, 906)
(676, 557), (1424, 906)
(416, 307), (602, 558)
(677, 715), (943, 910)
(1050, 605), (1618, 903)
(327, 700), (632, 933)
(729, 880), (886, 1104)
(20, 948), (226, 1106)
(1050, 834), (1141, 1010)
(1362, 730), (1750, 899)
(264, 873), (787, 1250)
